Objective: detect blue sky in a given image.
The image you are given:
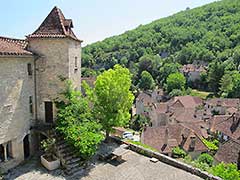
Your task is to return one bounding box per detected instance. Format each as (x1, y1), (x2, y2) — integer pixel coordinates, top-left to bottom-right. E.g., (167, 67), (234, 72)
(0, 0), (217, 46)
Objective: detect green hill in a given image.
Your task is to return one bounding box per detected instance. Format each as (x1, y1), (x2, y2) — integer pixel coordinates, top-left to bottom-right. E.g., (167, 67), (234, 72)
(82, 0), (240, 89)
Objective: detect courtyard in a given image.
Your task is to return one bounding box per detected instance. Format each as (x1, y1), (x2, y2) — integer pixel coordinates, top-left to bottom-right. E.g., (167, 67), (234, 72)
(4, 150), (203, 180)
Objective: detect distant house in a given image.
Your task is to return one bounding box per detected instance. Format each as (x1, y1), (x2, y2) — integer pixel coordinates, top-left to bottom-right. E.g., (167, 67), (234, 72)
(210, 112), (240, 166)
(180, 64), (206, 83)
(212, 112), (240, 141)
(169, 95), (203, 110)
(141, 124), (209, 158)
(204, 98), (240, 115)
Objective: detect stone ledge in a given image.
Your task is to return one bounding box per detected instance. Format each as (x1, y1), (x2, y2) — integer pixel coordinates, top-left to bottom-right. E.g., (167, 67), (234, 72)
(111, 136), (222, 180)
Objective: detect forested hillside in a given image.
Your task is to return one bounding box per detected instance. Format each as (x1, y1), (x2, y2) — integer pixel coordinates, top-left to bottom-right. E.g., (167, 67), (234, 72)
(82, 0), (240, 97)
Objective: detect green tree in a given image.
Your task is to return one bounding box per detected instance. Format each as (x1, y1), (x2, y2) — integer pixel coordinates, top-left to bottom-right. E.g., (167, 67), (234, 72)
(207, 61), (225, 94)
(138, 71), (155, 90)
(159, 63), (181, 86)
(130, 114), (150, 131)
(88, 65), (134, 140)
(166, 72), (186, 93)
(56, 81), (104, 160)
(197, 153), (214, 166)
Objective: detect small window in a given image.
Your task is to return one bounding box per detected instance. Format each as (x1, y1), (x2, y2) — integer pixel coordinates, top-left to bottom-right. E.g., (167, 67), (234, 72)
(27, 63), (32, 76)
(74, 57), (78, 73)
(75, 57), (78, 68)
(29, 96), (33, 114)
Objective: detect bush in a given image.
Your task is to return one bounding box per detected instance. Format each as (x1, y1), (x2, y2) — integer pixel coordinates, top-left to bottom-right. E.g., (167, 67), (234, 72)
(202, 139), (218, 152)
(169, 89), (184, 97)
(197, 153), (214, 166)
(210, 163), (240, 180)
(172, 147), (187, 158)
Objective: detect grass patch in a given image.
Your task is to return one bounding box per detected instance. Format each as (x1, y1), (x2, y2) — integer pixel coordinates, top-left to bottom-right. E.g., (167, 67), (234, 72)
(126, 140), (159, 152)
(190, 89), (212, 99)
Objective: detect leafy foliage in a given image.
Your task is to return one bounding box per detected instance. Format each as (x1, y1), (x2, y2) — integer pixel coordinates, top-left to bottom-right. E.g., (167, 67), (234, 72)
(84, 65), (134, 139)
(41, 138), (56, 156)
(56, 81), (104, 160)
(197, 153), (214, 166)
(172, 147), (187, 158)
(166, 72), (186, 93)
(138, 71), (155, 90)
(202, 139), (218, 152)
(130, 114), (150, 131)
(210, 163), (240, 180)
(126, 140), (158, 152)
(82, 0), (240, 90)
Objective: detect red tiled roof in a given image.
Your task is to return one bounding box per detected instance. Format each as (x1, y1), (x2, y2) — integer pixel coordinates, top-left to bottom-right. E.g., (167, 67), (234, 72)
(214, 113), (240, 140)
(0, 36), (32, 56)
(206, 98), (240, 108)
(141, 124), (208, 153)
(170, 96), (203, 109)
(180, 64), (207, 73)
(210, 115), (232, 132)
(214, 139), (240, 164)
(27, 6), (82, 42)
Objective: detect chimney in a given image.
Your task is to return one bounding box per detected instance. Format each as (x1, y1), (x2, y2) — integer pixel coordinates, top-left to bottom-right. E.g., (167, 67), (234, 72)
(164, 128), (169, 145)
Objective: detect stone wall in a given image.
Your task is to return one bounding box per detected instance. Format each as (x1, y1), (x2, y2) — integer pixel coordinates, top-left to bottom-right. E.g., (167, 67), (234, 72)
(0, 56), (35, 169)
(27, 38), (81, 123)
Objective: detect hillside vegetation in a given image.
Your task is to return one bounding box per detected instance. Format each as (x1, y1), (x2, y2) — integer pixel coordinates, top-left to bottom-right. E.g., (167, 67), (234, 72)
(82, 0), (240, 97)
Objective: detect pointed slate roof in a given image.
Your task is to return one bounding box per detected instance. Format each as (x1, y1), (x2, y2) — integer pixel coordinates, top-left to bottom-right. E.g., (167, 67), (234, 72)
(27, 6), (82, 42)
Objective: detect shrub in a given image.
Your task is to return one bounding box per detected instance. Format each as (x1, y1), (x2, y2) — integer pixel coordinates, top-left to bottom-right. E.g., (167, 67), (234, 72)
(197, 153), (214, 166)
(169, 89), (184, 97)
(172, 147), (187, 158)
(202, 139), (218, 152)
(210, 163), (240, 180)
(41, 138), (56, 155)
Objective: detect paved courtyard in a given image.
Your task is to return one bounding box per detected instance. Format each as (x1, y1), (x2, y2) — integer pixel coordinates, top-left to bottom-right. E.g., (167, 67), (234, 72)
(4, 151), (203, 180)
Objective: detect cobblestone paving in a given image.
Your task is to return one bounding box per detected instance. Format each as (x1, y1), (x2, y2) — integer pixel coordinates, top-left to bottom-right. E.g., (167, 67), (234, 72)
(5, 151), (203, 180)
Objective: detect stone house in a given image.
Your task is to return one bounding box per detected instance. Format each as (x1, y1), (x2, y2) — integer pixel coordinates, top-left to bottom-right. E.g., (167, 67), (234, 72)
(0, 7), (82, 170)
(210, 112), (240, 166)
(141, 123), (209, 159)
(204, 98), (240, 115)
(180, 64), (206, 83)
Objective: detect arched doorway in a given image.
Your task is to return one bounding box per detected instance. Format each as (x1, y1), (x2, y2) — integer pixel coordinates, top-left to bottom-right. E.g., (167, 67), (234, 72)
(23, 135), (30, 159)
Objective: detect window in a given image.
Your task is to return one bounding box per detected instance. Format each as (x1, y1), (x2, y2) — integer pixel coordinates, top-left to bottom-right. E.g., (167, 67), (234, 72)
(27, 63), (32, 76)
(74, 57), (78, 73)
(75, 57), (78, 68)
(29, 96), (33, 114)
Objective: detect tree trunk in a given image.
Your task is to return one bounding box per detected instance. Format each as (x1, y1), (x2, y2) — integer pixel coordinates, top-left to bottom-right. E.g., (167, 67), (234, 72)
(105, 130), (110, 143)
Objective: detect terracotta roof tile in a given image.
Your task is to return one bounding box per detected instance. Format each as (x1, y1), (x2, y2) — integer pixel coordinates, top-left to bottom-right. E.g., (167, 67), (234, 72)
(27, 6), (82, 42)
(142, 124), (208, 153)
(0, 36), (32, 56)
(214, 139), (240, 164)
(213, 113), (240, 140)
(170, 96), (203, 109)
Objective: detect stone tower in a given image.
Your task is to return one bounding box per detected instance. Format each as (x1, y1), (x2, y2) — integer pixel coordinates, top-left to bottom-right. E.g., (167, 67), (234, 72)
(27, 6), (82, 123)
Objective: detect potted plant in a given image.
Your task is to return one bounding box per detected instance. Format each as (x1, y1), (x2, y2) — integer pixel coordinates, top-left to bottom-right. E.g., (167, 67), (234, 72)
(40, 138), (60, 170)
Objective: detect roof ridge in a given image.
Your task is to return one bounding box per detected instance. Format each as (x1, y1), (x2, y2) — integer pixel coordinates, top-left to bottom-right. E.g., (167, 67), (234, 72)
(0, 36), (27, 48)
(55, 7), (67, 35)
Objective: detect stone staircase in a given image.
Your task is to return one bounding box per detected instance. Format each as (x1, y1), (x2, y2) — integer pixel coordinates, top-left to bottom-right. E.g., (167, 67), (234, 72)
(49, 131), (85, 176)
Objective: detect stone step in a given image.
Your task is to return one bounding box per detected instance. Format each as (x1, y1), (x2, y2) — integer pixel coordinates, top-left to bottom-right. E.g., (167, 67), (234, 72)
(66, 160), (83, 170)
(66, 165), (84, 176)
(66, 157), (81, 164)
(62, 151), (78, 159)
(57, 143), (71, 150)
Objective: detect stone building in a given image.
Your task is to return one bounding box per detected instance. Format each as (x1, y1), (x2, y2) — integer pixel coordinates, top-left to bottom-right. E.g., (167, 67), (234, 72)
(0, 7), (82, 171)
